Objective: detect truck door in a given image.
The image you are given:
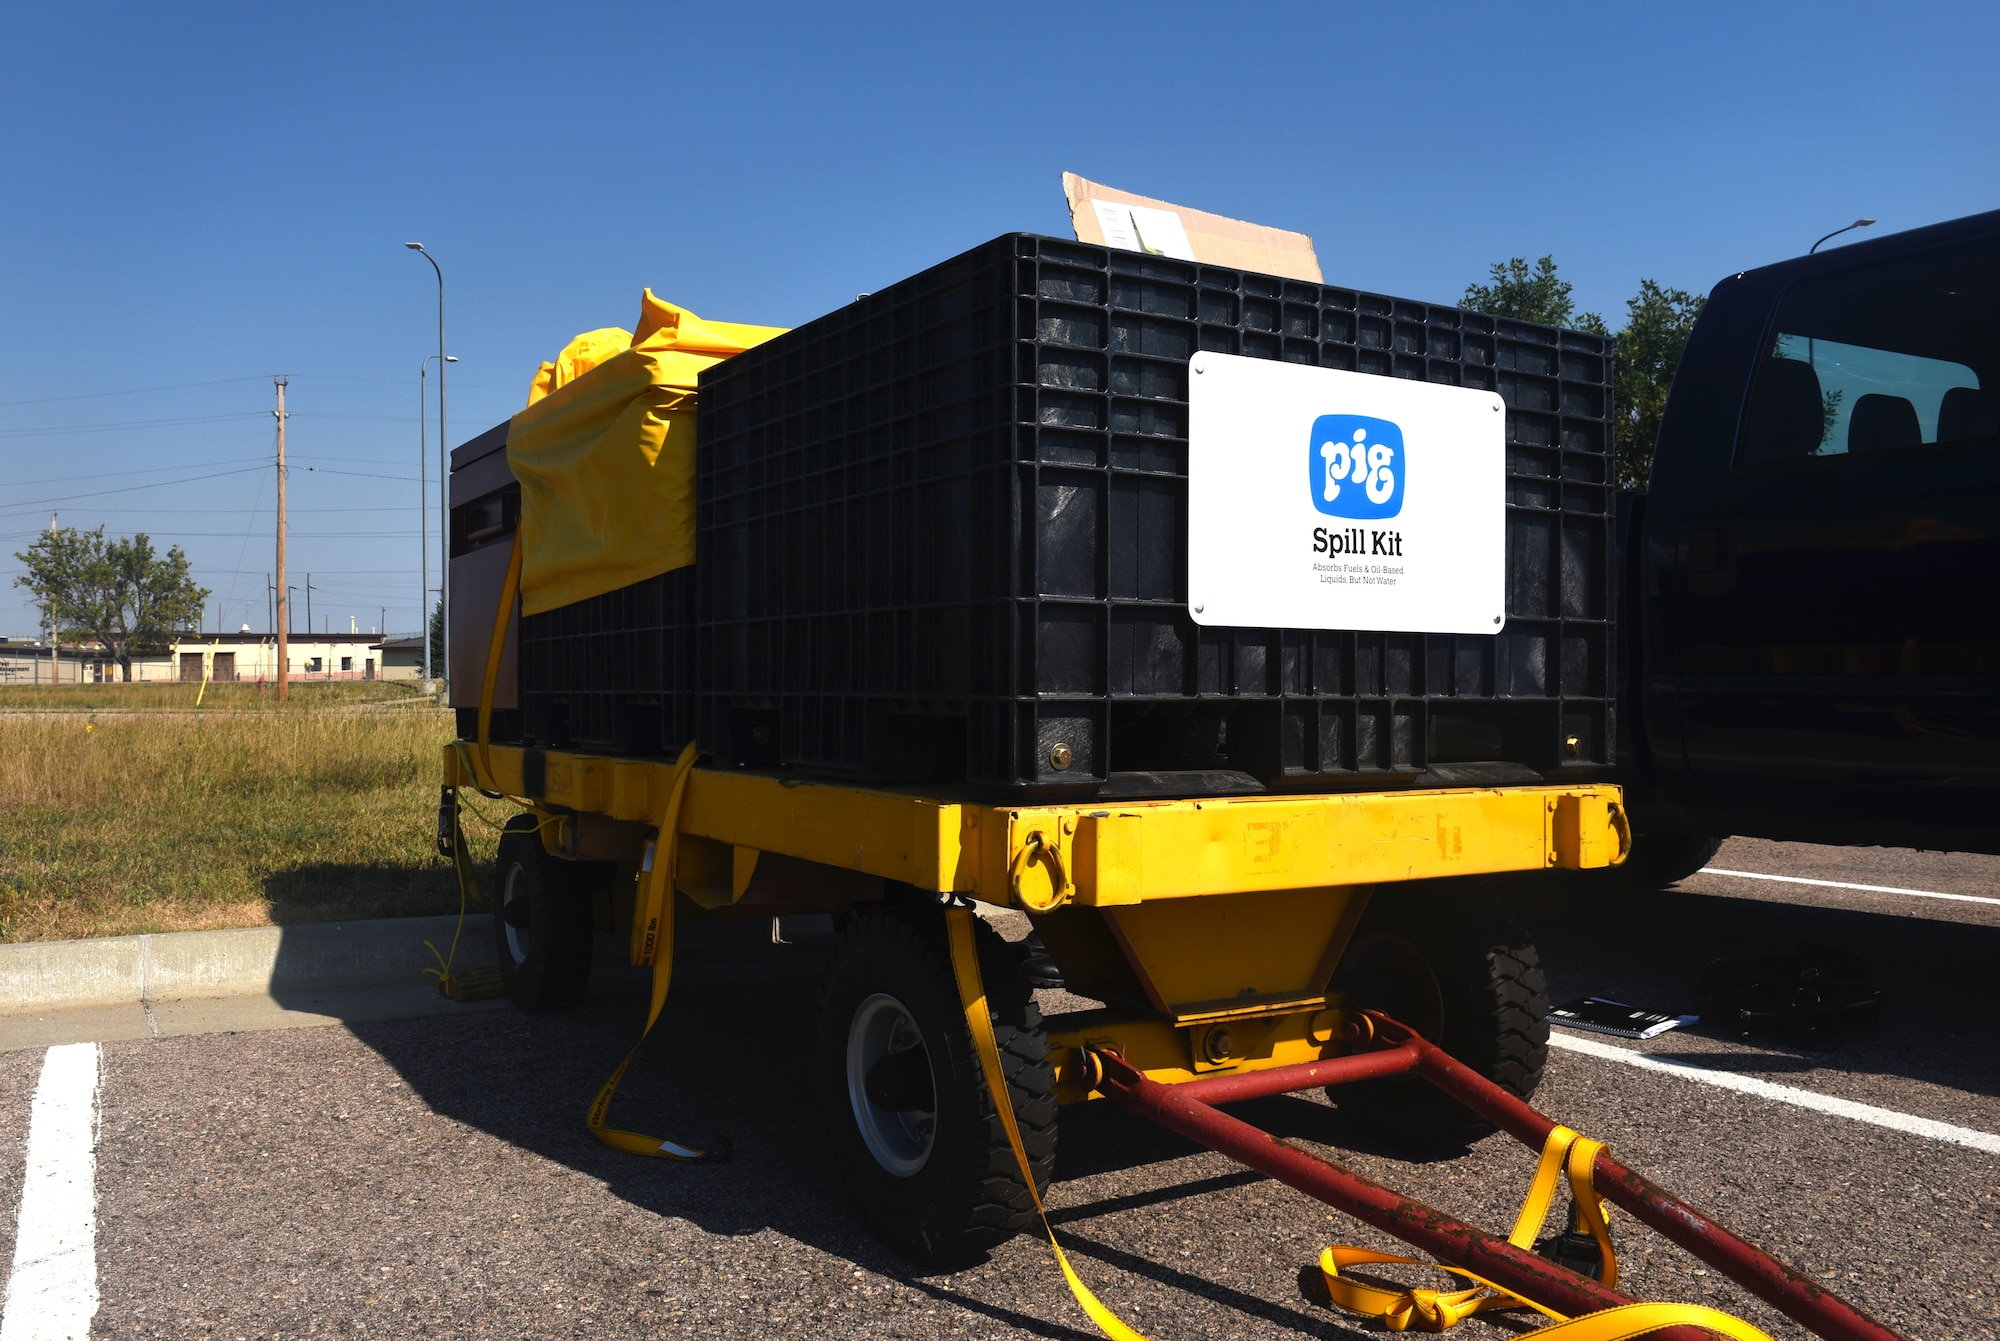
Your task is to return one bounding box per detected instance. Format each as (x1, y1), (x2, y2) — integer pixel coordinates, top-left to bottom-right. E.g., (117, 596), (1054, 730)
(1671, 233), (2000, 844)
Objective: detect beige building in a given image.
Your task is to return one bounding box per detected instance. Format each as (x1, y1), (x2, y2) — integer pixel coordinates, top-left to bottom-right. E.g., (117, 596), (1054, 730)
(0, 640), (110, 684)
(375, 636), (429, 680)
(166, 632), (421, 683)
(0, 633), (424, 684)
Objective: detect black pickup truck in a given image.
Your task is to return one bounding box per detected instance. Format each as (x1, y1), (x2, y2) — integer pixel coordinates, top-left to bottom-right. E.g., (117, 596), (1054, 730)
(1616, 206), (2000, 880)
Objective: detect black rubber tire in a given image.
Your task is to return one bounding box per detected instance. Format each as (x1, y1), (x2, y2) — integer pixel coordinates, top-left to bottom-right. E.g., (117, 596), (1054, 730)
(817, 903), (1056, 1266)
(1603, 833), (1726, 894)
(491, 816), (596, 1012)
(1330, 885), (1549, 1152)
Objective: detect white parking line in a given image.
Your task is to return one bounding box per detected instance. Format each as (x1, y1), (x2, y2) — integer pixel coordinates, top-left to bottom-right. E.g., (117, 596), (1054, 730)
(1, 1044), (100, 1341)
(1549, 1032), (2000, 1156)
(1698, 866), (2000, 908)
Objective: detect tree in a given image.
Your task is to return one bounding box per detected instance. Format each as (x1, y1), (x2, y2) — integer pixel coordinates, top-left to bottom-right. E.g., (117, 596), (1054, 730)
(13, 527), (210, 681)
(1820, 388), (1843, 450)
(1609, 280), (1706, 490)
(1463, 256), (1706, 490)
(1773, 335), (1845, 452)
(14, 525), (94, 649)
(428, 598), (445, 675)
(1461, 255), (1606, 332)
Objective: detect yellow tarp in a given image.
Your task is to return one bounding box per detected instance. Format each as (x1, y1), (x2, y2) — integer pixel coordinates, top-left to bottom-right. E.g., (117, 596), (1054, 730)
(506, 291), (785, 616)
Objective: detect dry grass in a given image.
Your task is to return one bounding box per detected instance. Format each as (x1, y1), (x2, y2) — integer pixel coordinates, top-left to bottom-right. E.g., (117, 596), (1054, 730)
(0, 697), (501, 942)
(0, 680), (425, 711)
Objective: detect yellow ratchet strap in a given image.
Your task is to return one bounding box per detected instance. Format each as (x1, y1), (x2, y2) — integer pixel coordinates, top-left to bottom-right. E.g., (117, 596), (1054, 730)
(1319, 1126), (1774, 1338)
(586, 742), (717, 1161)
(945, 905), (1150, 1341)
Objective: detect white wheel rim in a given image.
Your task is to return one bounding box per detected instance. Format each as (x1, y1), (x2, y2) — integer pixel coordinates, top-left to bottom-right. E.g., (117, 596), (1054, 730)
(501, 862), (529, 966)
(846, 993), (937, 1176)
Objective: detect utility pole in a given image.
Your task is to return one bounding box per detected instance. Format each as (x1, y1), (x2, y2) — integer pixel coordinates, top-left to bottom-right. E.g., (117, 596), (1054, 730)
(274, 376), (290, 702)
(305, 574), (314, 656)
(48, 512), (58, 685)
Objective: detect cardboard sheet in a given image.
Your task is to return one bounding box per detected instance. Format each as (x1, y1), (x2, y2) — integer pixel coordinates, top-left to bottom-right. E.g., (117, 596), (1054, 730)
(1063, 172), (1322, 282)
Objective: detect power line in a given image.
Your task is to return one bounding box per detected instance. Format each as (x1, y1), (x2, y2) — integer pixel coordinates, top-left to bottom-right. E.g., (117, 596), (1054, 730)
(220, 465), (268, 618)
(0, 376), (271, 408)
(304, 467), (419, 482)
(0, 412), (267, 439)
(0, 455), (267, 489)
(0, 372), (523, 408)
(291, 411), (511, 426)
(0, 465), (269, 513)
(290, 453), (445, 467)
(287, 373), (523, 393)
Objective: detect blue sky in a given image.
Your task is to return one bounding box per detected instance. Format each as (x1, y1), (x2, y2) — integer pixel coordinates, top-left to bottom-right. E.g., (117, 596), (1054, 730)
(2, 2), (1994, 638)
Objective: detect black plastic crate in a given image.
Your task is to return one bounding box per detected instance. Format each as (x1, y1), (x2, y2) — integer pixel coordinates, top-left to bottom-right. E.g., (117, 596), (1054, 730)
(517, 566), (697, 756)
(692, 233), (1616, 791)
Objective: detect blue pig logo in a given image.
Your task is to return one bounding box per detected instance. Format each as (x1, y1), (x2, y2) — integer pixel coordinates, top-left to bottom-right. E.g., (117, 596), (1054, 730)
(1308, 414), (1405, 519)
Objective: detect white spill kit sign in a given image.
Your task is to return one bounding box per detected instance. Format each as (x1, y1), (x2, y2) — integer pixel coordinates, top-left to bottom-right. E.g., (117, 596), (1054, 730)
(1187, 352), (1506, 634)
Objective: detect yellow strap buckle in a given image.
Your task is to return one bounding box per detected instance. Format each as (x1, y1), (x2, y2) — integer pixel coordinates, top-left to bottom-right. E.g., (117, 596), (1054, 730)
(1320, 1125), (1775, 1338)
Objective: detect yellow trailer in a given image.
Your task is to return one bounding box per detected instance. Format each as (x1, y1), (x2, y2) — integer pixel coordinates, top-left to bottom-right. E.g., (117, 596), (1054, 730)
(433, 289), (1639, 1269)
(423, 285), (1909, 1341)
(443, 737), (1628, 1260)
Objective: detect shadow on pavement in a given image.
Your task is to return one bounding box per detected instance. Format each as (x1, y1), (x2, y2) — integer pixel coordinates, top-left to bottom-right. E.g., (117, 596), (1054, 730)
(330, 877), (2000, 1330)
(336, 914), (1390, 1339)
(1503, 874), (2000, 1102)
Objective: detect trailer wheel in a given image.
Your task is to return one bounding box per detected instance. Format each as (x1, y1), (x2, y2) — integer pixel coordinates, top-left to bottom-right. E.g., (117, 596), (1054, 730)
(817, 903), (1056, 1265)
(491, 816), (595, 1012)
(1331, 885), (1549, 1151)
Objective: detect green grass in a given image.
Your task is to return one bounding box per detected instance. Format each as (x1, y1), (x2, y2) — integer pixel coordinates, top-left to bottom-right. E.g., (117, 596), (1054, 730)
(0, 680), (427, 711)
(0, 696), (501, 942)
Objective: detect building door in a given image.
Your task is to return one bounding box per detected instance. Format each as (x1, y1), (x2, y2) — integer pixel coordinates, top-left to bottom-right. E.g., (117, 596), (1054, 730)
(179, 652), (202, 682)
(364, 658), (376, 681)
(213, 652), (236, 682)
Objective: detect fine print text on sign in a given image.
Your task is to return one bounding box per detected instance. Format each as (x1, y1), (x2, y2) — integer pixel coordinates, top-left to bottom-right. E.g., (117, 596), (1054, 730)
(1187, 353), (1506, 634)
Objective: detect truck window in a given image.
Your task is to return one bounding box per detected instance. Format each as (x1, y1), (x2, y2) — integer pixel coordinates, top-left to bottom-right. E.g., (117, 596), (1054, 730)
(1735, 237), (1998, 468)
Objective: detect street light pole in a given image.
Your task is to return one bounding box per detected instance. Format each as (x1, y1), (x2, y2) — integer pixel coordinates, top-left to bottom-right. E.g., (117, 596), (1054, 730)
(419, 355), (429, 686)
(406, 243), (449, 698)
(274, 375), (290, 702)
(1809, 218), (1876, 254)
(1805, 220), (1877, 373)
(417, 352), (457, 688)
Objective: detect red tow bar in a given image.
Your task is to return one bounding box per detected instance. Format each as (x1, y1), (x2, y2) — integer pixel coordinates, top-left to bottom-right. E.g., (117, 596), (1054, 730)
(1087, 1013), (1907, 1341)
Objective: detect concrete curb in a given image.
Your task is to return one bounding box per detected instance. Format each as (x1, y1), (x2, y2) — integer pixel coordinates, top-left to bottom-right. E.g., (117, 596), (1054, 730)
(0, 915), (492, 1010)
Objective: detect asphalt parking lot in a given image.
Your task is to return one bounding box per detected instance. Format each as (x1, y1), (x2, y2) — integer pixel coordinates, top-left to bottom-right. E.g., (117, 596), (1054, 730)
(3, 837), (1997, 1340)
